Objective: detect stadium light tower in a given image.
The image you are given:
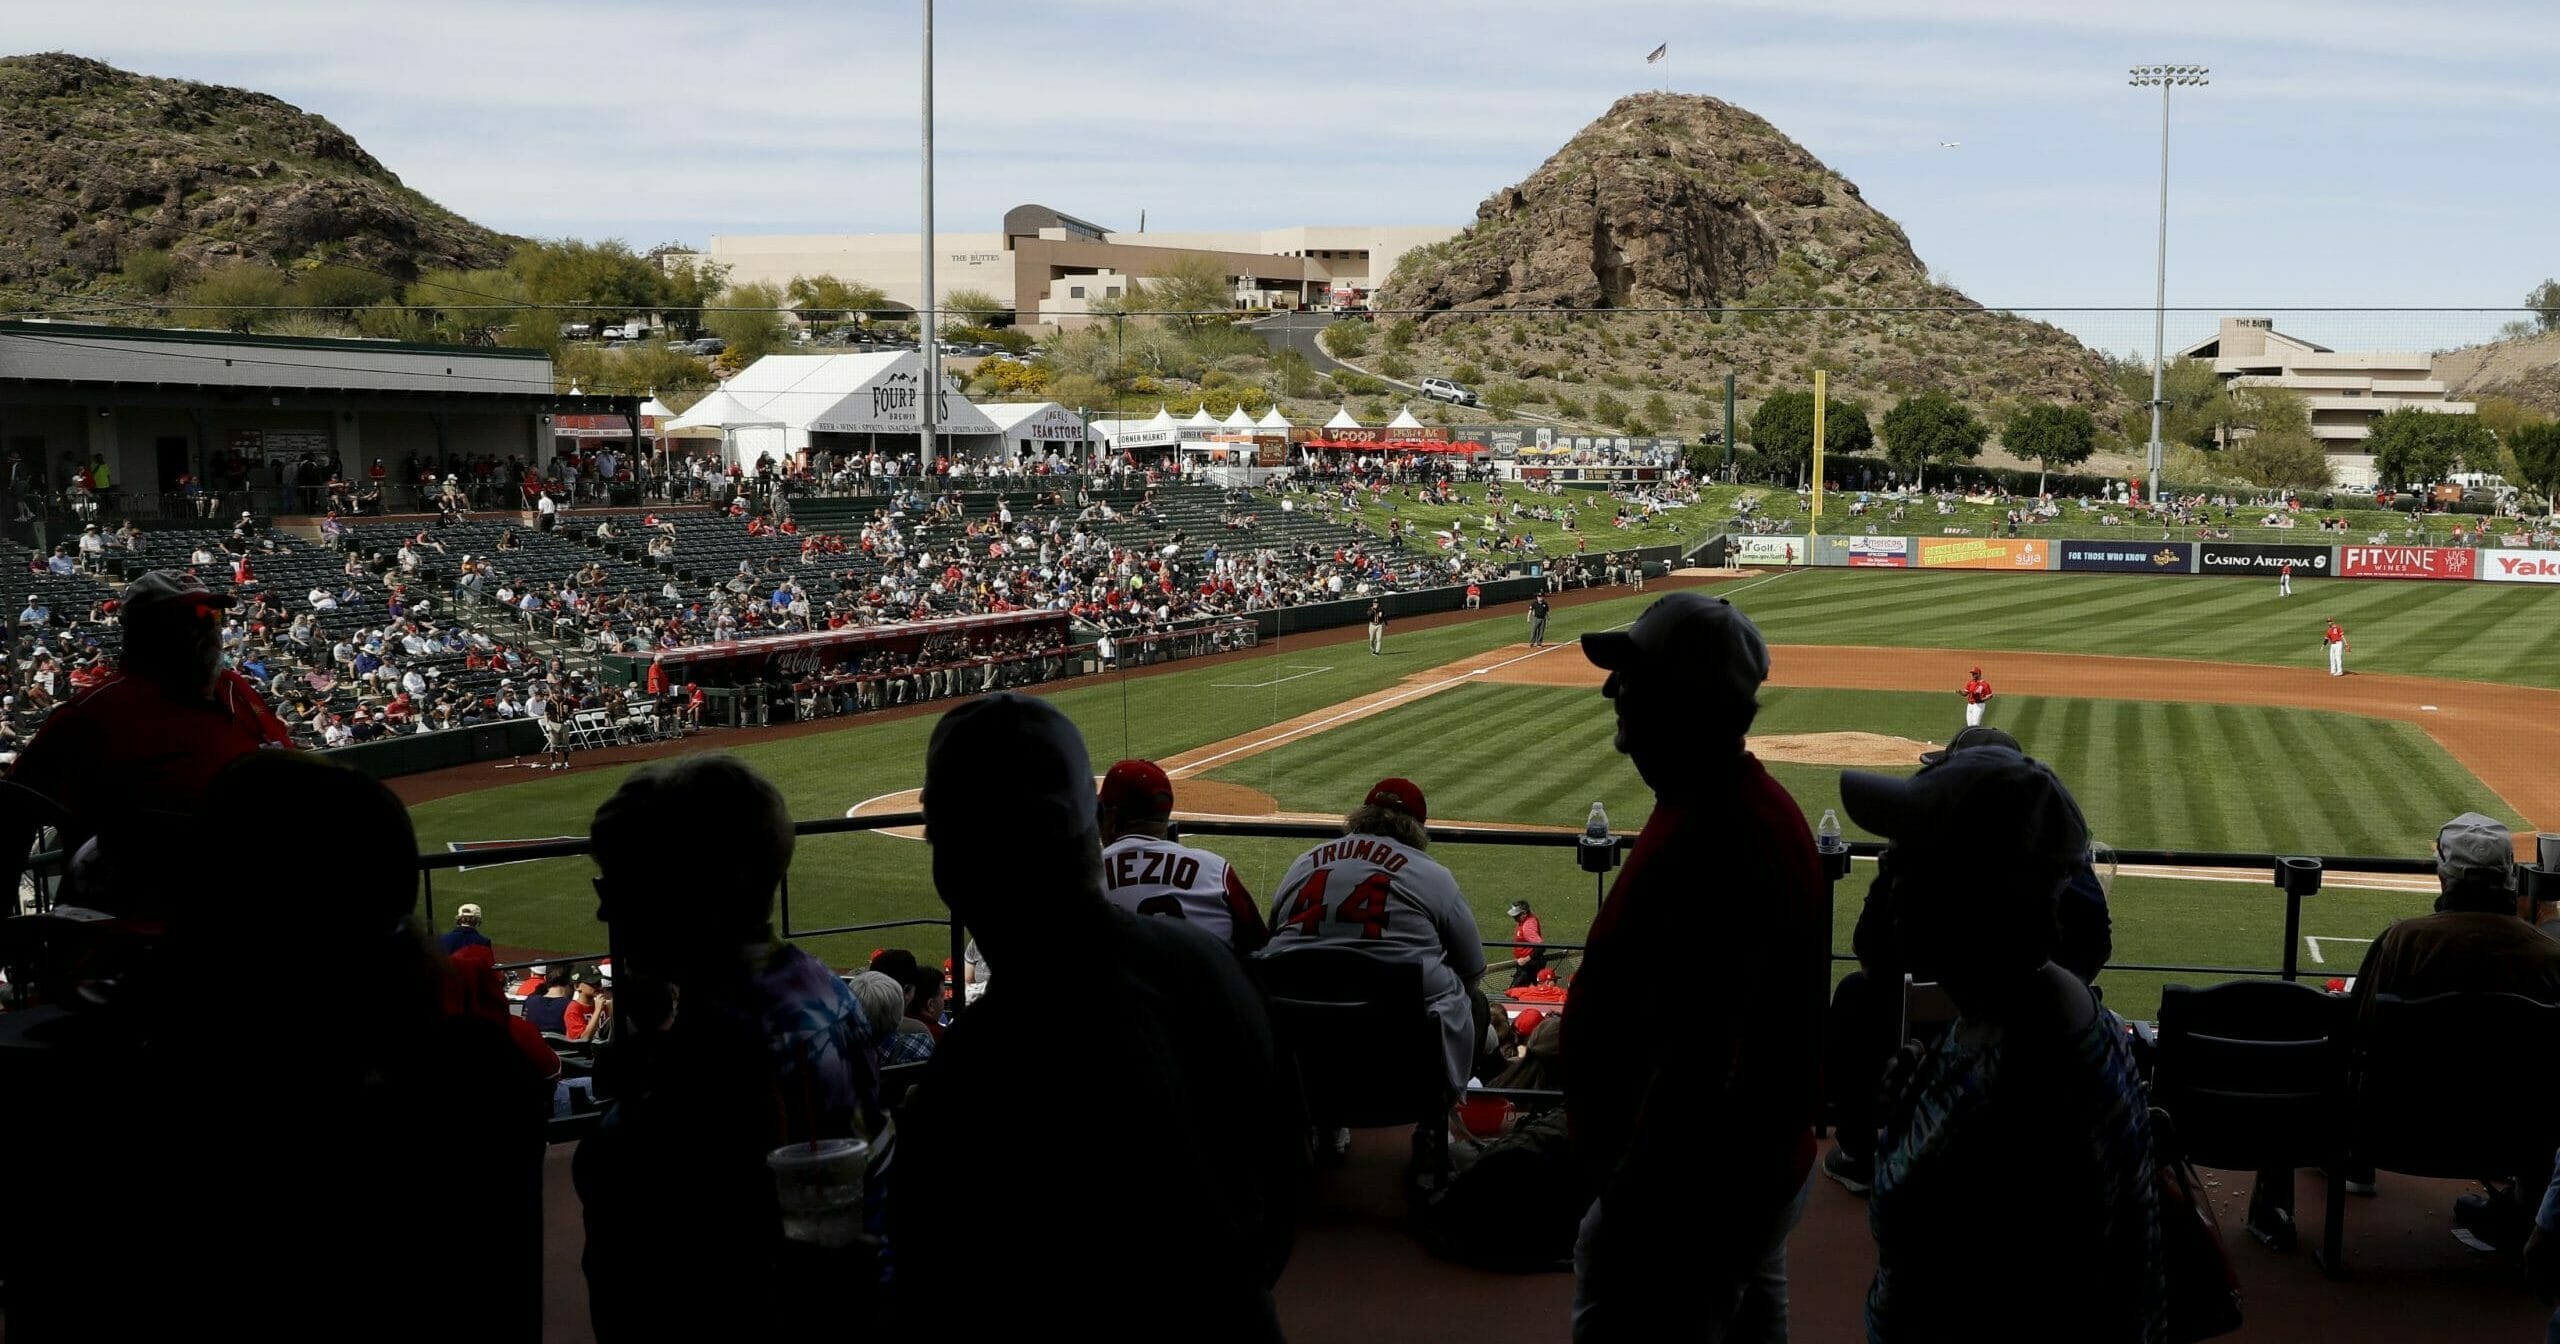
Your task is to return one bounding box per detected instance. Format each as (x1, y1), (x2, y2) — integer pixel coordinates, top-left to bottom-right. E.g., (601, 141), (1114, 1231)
(2128, 63), (2208, 508)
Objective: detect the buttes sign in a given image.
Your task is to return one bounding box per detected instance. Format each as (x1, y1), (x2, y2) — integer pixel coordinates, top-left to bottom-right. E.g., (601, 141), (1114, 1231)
(2338, 546), (2475, 580)
(2482, 549), (2560, 585)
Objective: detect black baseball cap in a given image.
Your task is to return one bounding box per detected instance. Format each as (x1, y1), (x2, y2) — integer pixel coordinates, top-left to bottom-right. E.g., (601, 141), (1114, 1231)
(122, 570), (235, 621)
(1917, 725), (2021, 767)
(1842, 745), (2088, 868)
(1580, 592), (1769, 707)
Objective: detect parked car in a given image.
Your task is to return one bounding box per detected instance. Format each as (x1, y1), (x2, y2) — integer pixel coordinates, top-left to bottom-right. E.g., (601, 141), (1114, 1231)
(684, 337), (725, 357)
(1420, 376), (1479, 407)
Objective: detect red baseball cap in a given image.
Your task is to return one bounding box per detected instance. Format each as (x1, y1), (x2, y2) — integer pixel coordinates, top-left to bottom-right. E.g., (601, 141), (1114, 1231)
(1099, 758), (1175, 812)
(1364, 777), (1427, 824)
(1512, 1009), (1546, 1038)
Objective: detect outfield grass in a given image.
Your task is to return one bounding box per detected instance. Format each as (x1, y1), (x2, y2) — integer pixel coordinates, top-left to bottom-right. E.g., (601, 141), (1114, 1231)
(1725, 567), (2560, 688)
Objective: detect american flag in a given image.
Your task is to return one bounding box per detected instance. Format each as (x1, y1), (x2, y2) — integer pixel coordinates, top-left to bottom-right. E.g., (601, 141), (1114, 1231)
(1646, 43), (1667, 63)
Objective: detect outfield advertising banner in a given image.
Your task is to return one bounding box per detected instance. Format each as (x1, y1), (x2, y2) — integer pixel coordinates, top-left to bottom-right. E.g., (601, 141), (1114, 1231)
(2057, 540), (2195, 574)
(1732, 535), (1807, 566)
(1846, 536), (1911, 568)
(2198, 542), (2333, 576)
(2338, 545), (2476, 581)
(2481, 549), (2560, 584)
(1914, 537), (2052, 571)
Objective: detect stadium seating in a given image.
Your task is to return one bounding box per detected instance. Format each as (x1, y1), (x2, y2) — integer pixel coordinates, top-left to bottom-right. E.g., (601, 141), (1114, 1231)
(1255, 946), (1460, 1187)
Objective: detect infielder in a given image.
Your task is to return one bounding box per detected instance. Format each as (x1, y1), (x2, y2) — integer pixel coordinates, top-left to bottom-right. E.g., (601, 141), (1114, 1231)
(1367, 599), (1386, 656)
(2278, 559), (2294, 598)
(2324, 619), (2347, 676)
(1095, 759), (1268, 955)
(1527, 593), (1551, 648)
(1255, 778), (1485, 1094)
(1961, 666), (1994, 728)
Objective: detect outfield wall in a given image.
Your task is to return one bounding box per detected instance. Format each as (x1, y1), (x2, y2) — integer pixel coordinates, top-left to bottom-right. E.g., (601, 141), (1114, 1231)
(1732, 534), (2555, 585)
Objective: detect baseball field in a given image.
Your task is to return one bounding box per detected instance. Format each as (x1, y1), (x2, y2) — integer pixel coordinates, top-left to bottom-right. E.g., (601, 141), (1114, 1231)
(401, 565), (2560, 1020)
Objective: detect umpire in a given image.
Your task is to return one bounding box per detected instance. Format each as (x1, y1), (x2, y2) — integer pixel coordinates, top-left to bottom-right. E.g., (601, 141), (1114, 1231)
(1527, 593), (1551, 648)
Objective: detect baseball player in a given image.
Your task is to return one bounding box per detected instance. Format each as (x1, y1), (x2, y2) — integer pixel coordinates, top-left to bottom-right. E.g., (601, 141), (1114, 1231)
(1961, 666), (1994, 729)
(1256, 778), (1486, 1093)
(1095, 759), (1267, 955)
(2278, 559), (2294, 598)
(1527, 593), (1551, 648)
(1367, 599), (1386, 656)
(2324, 619), (2347, 676)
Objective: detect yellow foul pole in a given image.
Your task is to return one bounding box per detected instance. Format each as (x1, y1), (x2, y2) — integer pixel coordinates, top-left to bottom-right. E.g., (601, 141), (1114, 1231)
(1809, 369), (1826, 543)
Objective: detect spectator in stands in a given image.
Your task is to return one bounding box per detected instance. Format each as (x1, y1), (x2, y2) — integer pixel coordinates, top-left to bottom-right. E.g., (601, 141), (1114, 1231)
(564, 968), (608, 1040)
(844, 970), (929, 1067)
(439, 901), (491, 955)
(446, 943), (563, 1088)
(1565, 593), (1826, 1343)
(2341, 812), (2560, 1251)
(1257, 777), (1486, 1106)
(511, 962), (548, 999)
(1096, 758), (1268, 955)
(1507, 900), (1549, 987)
(1843, 747), (2164, 1342)
(523, 967), (574, 1033)
(21, 753), (548, 1338)
(1821, 725), (2115, 1198)
(573, 753), (879, 1340)
(1493, 1011), (1563, 1090)
(898, 694), (1301, 1339)
(6, 570), (294, 915)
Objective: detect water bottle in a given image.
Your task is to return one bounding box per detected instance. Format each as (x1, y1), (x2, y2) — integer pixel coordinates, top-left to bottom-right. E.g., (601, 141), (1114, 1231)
(1816, 808), (1847, 855)
(1585, 801), (1610, 840)
(1577, 800), (1614, 874)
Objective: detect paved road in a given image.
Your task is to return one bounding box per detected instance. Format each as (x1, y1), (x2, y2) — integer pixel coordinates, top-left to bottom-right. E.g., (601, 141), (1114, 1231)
(1250, 311), (1565, 424)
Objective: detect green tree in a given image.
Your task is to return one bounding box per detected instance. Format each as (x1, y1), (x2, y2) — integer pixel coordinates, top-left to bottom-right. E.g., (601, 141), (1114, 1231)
(2525, 278), (2560, 334)
(2109, 353), (2223, 447)
(2366, 406), (2499, 488)
(1320, 320), (1371, 359)
(786, 273), (888, 322)
(119, 247), (185, 297)
(2475, 395), (2550, 444)
(1124, 255), (1229, 336)
(938, 287), (1006, 333)
(1482, 380), (1525, 419)
(1747, 391), (1872, 482)
(177, 262), (291, 333)
(356, 299), (433, 342)
(2508, 421), (2560, 518)
(705, 282), (788, 362)
(510, 238), (664, 315)
(657, 255), (733, 335)
(2225, 427), (2334, 489)
(2002, 401), (2097, 495)
(291, 262), (398, 317)
(1591, 391), (1631, 426)
(1384, 318), (1419, 353)
(1270, 348), (1318, 399)
(1879, 391), (1988, 491)
(1643, 392), (1674, 428)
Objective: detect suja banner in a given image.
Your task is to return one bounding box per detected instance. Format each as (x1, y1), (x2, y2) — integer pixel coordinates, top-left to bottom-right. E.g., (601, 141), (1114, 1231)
(2481, 549), (2560, 584)
(1914, 537), (2052, 571)
(2198, 542), (2333, 575)
(2057, 540), (2194, 574)
(2338, 545), (2476, 581)
(1731, 536), (1806, 566)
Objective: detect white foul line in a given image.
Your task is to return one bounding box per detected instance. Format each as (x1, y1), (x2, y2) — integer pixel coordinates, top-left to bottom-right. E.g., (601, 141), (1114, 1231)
(2303, 935), (2373, 965)
(1170, 569), (1805, 780)
(1212, 665), (1336, 690)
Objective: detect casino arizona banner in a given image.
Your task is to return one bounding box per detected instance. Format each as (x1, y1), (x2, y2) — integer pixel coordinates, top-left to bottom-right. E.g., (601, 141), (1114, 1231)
(2338, 545), (2475, 581)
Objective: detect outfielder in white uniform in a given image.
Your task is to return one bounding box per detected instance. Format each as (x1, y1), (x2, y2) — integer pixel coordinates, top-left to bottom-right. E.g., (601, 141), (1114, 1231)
(1096, 759), (1268, 955)
(1256, 778), (1487, 1092)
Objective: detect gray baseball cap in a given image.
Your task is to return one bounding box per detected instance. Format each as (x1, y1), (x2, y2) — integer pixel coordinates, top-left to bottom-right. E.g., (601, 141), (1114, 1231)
(2436, 812), (2516, 883)
(1579, 592), (1769, 707)
(1918, 725), (2022, 767)
(1843, 745), (2089, 868)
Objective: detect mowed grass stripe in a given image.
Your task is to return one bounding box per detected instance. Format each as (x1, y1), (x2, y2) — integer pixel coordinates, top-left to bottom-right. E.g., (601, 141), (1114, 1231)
(2212, 701), (2306, 854)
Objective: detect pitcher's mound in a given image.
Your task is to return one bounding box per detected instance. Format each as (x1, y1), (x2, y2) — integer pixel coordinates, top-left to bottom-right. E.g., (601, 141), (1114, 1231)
(1748, 731), (1934, 767)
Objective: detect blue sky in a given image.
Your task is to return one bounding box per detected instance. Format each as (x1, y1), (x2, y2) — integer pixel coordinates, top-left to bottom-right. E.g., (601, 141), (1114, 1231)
(16, 1), (2555, 351)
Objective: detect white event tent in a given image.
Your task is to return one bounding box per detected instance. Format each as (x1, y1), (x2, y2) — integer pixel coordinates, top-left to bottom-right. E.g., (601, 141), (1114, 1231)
(666, 351), (1003, 465)
(1323, 405), (1364, 430)
(1386, 405), (1425, 430)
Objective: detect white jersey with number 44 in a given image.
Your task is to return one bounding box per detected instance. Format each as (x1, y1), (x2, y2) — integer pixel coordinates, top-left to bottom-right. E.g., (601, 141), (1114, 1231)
(1262, 834), (1485, 985)
(1100, 835), (1268, 954)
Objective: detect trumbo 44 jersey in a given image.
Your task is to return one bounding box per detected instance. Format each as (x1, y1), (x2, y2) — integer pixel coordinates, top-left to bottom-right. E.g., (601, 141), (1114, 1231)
(1261, 833), (1486, 984)
(1100, 834), (1270, 954)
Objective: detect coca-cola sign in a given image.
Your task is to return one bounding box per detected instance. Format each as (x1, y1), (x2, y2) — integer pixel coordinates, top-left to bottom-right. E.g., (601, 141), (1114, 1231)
(2482, 549), (2560, 585)
(2338, 545), (2474, 580)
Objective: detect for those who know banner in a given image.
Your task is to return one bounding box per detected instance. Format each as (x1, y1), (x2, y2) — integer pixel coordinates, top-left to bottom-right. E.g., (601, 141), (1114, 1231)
(2056, 540), (2195, 574)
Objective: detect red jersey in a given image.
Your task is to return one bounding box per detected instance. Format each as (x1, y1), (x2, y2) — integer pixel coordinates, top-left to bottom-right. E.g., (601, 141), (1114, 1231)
(1512, 913), (1545, 964)
(9, 668), (295, 838)
(1963, 677), (1993, 705)
(2324, 623), (2344, 646)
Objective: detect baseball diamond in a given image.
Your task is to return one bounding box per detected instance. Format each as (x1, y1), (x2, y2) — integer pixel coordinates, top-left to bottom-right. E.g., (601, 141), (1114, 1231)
(402, 565), (2560, 1024)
